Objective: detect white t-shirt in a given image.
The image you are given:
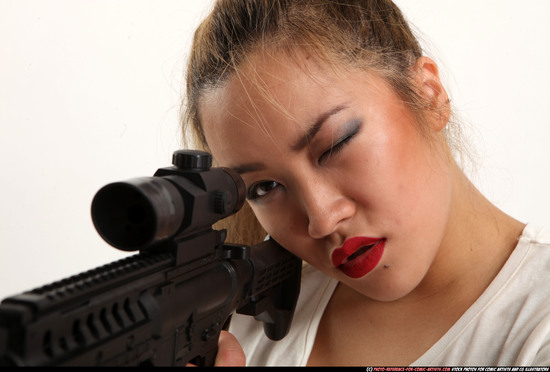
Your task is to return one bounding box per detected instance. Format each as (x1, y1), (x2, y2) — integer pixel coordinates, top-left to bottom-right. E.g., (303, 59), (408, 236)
(229, 223), (550, 366)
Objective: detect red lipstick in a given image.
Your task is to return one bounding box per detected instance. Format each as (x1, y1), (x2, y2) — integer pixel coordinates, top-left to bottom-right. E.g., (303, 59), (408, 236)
(331, 237), (385, 279)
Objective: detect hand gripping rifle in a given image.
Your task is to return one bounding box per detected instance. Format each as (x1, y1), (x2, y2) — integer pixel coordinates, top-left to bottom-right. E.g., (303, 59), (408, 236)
(0, 150), (301, 366)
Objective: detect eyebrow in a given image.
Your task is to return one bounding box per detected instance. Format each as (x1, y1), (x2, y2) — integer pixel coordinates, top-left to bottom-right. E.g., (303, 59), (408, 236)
(232, 162), (265, 175)
(232, 103), (349, 175)
(290, 104), (349, 152)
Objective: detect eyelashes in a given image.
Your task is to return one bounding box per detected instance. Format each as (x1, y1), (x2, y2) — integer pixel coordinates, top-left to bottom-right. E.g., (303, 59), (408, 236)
(246, 119), (362, 201)
(318, 119), (361, 164)
(247, 180), (280, 201)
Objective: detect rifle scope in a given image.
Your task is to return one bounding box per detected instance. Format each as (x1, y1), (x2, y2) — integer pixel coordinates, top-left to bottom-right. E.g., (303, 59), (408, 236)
(91, 150), (245, 252)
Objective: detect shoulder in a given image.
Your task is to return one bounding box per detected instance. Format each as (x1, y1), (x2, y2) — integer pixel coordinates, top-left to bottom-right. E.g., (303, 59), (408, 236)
(497, 224), (550, 364)
(414, 223), (550, 365)
(513, 223), (550, 277)
(519, 223), (550, 247)
(479, 223), (550, 323)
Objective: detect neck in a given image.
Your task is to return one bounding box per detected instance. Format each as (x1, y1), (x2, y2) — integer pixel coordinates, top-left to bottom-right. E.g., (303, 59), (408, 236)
(414, 161), (525, 304)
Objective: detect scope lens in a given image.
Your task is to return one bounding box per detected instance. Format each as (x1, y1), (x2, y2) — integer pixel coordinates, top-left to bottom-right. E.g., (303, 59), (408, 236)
(92, 182), (157, 251)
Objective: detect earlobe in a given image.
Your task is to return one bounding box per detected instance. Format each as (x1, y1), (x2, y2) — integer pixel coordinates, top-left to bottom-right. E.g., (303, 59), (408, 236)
(413, 57), (451, 132)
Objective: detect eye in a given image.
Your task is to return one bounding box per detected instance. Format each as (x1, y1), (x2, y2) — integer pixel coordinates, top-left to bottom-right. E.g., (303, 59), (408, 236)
(247, 180), (280, 201)
(318, 120), (361, 164)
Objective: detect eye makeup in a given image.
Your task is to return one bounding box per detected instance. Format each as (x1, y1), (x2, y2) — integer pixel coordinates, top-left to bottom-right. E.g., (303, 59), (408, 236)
(318, 118), (362, 164)
(246, 118), (363, 201)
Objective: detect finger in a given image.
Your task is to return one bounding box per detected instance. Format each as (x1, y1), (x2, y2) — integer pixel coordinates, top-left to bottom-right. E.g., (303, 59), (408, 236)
(214, 330), (246, 366)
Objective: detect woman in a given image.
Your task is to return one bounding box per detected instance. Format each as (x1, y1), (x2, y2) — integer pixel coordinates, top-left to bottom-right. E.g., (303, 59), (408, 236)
(182, 0), (550, 366)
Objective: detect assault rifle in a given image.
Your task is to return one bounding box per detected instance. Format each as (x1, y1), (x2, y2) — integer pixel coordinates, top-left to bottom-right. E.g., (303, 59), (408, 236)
(0, 150), (301, 366)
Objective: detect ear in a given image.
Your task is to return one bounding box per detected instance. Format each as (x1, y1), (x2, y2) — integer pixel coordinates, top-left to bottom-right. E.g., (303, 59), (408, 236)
(413, 57), (450, 132)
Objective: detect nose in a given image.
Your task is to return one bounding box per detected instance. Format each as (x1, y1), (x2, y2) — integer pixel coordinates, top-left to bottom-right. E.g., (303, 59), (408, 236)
(297, 177), (355, 240)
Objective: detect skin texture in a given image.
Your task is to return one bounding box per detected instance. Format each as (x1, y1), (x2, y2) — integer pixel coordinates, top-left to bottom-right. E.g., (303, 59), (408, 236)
(199, 53), (525, 365)
(214, 331), (246, 366)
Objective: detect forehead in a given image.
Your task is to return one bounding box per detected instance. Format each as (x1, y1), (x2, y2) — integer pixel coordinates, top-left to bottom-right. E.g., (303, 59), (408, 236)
(202, 51), (337, 121)
(197, 51), (384, 166)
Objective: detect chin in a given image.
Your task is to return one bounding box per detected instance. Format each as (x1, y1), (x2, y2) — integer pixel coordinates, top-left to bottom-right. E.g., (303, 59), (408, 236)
(348, 272), (423, 303)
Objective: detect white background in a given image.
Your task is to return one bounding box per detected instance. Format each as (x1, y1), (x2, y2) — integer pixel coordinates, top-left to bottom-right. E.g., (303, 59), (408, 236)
(1, 1), (549, 300)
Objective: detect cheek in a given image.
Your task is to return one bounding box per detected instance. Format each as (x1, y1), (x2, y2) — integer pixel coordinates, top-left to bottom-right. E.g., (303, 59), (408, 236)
(252, 204), (295, 240)
(250, 203), (316, 259)
(348, 119), (449, 227)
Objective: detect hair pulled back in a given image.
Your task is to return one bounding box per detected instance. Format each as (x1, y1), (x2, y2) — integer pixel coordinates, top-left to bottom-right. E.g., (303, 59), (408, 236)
(182, 0), (447, 244)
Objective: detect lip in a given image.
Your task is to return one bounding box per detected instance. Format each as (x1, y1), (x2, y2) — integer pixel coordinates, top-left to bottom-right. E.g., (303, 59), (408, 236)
(331, 236), (386, 279)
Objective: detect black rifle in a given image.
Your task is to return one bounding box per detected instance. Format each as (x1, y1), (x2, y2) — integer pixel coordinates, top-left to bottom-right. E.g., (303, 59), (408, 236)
(0, 150), (301, 366)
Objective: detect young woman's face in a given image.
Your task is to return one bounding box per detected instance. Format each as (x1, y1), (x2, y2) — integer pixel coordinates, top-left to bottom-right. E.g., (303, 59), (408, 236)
(200, 53), (453, 301)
